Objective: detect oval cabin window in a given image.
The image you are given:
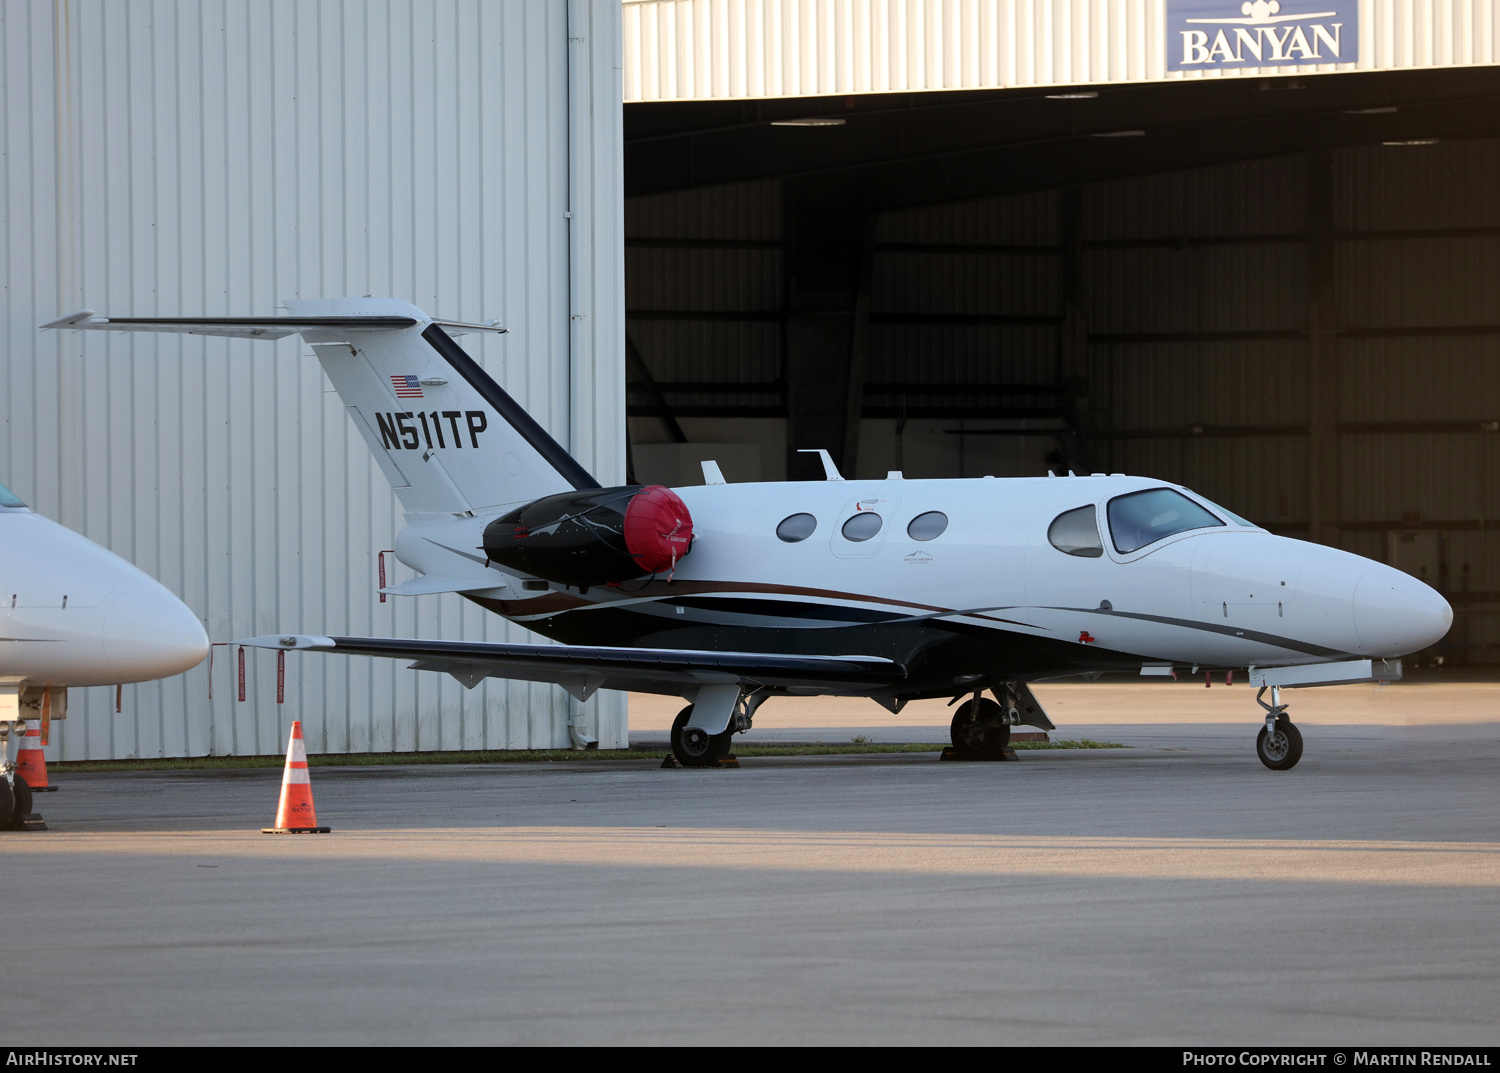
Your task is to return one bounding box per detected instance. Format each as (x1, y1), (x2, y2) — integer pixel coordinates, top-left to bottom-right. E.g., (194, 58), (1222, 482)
(776, 513), (818, 543)
(841, 512), (883, 542)
(906, 511), (948, 541)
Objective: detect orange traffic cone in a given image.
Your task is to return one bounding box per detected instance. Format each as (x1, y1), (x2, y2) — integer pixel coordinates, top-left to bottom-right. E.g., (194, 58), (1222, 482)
(262, 721), (330, 834)
(16, 718), (50, 792)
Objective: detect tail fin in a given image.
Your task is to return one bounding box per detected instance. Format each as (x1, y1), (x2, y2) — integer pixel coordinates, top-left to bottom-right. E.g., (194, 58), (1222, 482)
(46, 297), (598, 517)
(286, 298), (597, 516)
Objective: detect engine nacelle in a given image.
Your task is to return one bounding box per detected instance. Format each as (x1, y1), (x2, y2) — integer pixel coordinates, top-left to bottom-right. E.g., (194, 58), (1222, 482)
(482, 485), (694, 588)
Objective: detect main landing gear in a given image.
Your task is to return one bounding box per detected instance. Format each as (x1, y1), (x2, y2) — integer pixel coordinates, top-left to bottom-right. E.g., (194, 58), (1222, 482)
(670, 705), (735, 767)
(949, 696), (1012, 758)
(668, 688), (767, 768)
(1255, 684), (1304, 771)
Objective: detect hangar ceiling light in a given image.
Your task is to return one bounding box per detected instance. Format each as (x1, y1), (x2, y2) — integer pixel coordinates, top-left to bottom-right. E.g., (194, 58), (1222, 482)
(1046, 92), (1098, 100)
(770, 117), (845, 127)
(1382, 138), (1440, 145)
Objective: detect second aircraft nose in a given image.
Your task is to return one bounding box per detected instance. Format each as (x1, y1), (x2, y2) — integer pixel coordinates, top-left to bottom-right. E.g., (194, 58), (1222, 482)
(101, 586), (210, 682)
(1352, 569), (1453, 656)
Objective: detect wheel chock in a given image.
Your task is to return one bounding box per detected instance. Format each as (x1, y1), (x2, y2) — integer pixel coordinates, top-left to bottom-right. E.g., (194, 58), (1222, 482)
(940, 746), (1018, 762)
(660, 753), (740, 769)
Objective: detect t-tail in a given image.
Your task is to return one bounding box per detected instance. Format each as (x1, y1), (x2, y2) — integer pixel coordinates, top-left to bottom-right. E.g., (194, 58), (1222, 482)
(44, 298), (599, 518)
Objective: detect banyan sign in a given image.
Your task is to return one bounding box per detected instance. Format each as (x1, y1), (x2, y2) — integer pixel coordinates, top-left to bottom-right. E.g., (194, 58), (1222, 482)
(1167, 1), (1359, 72)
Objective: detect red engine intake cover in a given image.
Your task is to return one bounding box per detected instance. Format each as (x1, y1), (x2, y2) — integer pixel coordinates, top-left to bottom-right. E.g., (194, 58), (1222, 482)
(622, 485), (694, 573)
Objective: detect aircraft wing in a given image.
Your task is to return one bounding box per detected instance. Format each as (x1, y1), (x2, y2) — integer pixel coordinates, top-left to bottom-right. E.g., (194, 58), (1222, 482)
(239, 634), (904, 700)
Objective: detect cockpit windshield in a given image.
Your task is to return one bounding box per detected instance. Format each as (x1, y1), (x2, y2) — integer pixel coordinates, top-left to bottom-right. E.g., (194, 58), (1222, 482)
(1107, 488), (1223, 553)
(0, 481), (26, 509)
(1193, 495), (1256, 527)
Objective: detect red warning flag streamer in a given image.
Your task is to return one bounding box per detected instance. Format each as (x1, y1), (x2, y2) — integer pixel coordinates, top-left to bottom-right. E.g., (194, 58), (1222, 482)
(116, 683), (121, 713)
(277, 649), (286, 704)
(378, 550), (396, 604)
(238, 646), (246, 702)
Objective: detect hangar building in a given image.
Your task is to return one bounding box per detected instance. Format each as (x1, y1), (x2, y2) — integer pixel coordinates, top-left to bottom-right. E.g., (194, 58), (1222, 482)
(620, 0), (1500, 667)
(2, 1), (628, 759)
(1, 1), (1495, 760)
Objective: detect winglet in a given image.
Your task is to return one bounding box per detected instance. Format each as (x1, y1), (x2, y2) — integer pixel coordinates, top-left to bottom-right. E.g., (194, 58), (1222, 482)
(39, 310), (99, 330)
(430, 319), (508, 337)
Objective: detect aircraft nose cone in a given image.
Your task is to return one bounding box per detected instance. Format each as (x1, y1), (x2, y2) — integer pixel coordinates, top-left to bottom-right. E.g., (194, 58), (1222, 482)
(101, 586), (210, 682)
(1352, 569), (1453, 656)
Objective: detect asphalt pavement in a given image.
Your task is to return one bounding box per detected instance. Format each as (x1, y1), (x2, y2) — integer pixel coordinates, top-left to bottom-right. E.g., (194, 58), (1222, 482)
(10, 682), (1500, 1046)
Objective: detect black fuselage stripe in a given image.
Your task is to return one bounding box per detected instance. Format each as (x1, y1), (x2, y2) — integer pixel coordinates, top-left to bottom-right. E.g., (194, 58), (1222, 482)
(422, 324), (600, 491)
(523, 595), (1344, 659)
(663, 596), (905, 623)
(1044, 606), (1344, 657)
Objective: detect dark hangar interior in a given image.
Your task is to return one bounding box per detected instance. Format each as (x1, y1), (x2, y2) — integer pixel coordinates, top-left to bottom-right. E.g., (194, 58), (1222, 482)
(622, 65), (1500, 665)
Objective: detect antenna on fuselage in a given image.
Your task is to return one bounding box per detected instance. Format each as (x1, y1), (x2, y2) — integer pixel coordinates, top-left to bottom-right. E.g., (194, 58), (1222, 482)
(797, 449), (844, 481)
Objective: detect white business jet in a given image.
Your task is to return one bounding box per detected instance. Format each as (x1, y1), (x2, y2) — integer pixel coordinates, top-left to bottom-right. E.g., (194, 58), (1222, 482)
(45, 299), (1452, 771)
(0, 479), (208, 825)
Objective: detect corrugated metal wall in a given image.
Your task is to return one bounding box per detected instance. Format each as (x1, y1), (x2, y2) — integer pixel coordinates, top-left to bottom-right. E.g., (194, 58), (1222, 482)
(624, 137), (1500, 661)
(623, 0), (1499, 103)
(1, 0), (628, 759)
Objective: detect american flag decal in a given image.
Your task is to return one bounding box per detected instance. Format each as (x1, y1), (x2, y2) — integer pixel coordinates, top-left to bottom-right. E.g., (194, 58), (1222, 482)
(391, 375), (423, 399)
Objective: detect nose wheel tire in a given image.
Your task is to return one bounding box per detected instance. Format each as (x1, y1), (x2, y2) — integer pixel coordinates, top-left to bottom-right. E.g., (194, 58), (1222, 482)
(1256, 719), (1304, 770)
(0, 776), (26, 830)
(950, 698), (1011, 758)
(670, 706), (735, 768)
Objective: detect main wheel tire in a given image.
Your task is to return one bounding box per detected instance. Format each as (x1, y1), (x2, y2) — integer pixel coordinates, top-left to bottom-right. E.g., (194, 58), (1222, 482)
(0, 779), (13, 831)
(1256, 719), (1303, 770)
(950, 698), (1011, 757)
(6, 776), (31, 829)
(670, 706), (734, 768)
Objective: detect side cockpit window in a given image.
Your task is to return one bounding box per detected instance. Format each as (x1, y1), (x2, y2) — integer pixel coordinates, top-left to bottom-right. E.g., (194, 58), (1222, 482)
(1107, 488), (1224, 554)
(1048, 506), (1103, 558)
(0, 481), (26, 509)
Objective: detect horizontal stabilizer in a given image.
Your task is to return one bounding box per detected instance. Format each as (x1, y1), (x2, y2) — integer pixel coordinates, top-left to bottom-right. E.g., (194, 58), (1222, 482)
(380, 576), (503, 597)
(240, 634), (904, 696)
(42, 297), (586, 517)
(41, 311), (422, 339)
(42, 310), (509, 340)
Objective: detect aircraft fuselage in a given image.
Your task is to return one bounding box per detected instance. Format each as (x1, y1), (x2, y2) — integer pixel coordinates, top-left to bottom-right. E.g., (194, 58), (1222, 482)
(452, 473), (1451, 699)
(0, 508), (209, 688)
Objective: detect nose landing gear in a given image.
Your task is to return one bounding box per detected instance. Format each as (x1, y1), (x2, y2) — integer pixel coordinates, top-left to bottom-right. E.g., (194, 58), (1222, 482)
(1254, 685), (1304, 770)
(0, 720), (35, 828)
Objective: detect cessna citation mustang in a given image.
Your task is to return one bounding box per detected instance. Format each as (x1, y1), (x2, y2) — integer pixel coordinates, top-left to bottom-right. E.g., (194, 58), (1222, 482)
(0, 479), (208, 825)
(46, 298), (1452, 771)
